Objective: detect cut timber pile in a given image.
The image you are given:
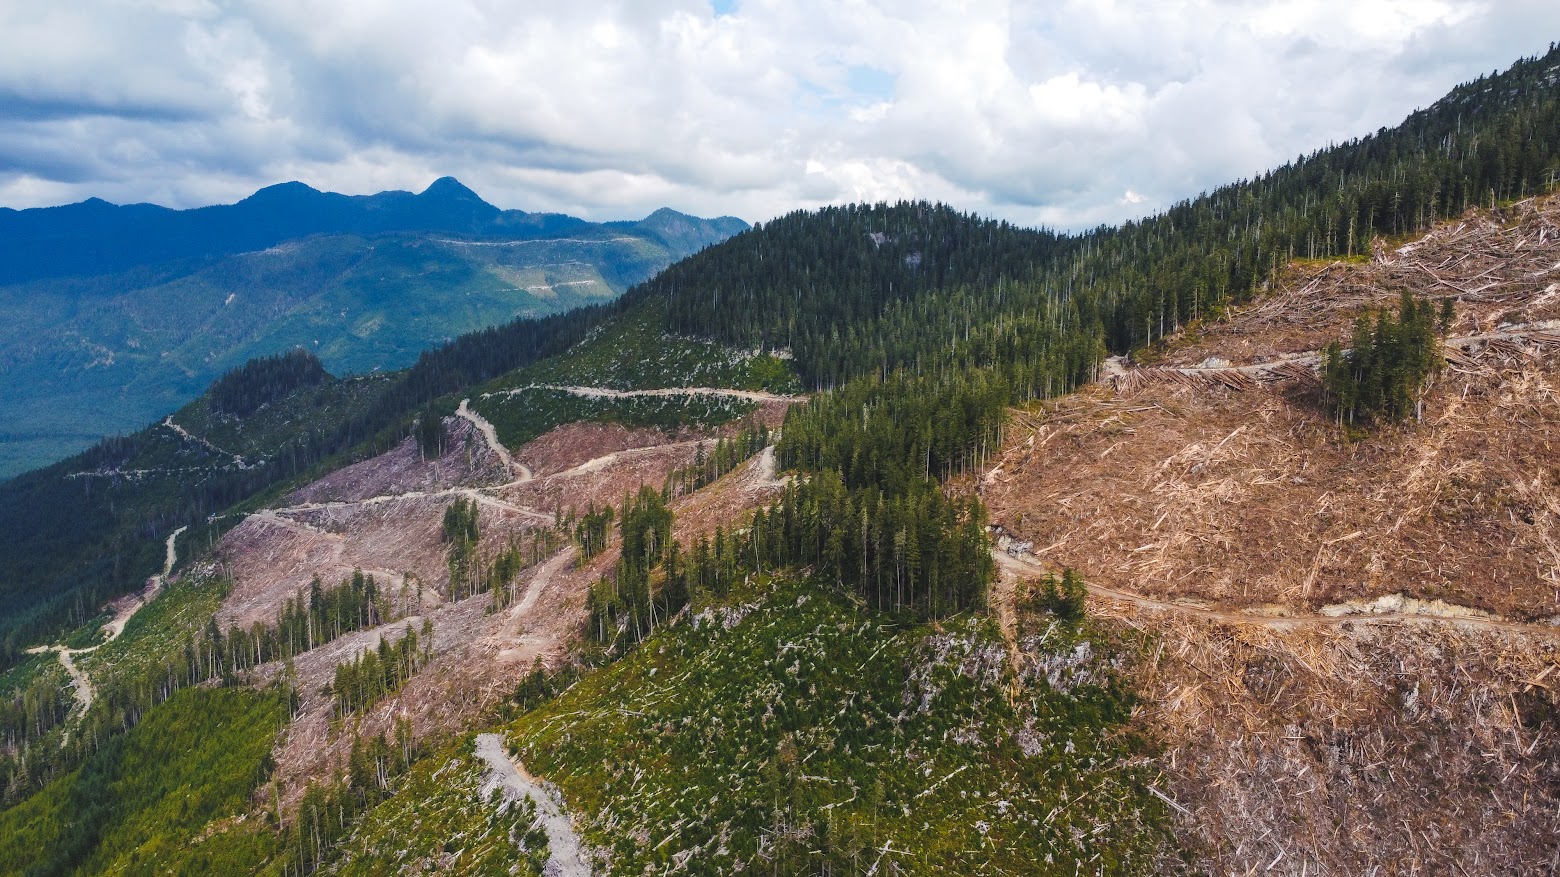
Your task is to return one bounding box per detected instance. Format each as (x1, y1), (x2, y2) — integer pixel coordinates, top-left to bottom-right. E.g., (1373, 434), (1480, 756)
(1158, 195), (1560, 369)
(987, 195), (1560, 876)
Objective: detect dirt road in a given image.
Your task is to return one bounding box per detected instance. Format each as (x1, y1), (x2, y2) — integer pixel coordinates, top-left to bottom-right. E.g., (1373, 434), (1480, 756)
(484, 384), (801, 404)
(994, 550), (1560, 637)
(458, 398), (534, 481)
(1107, 321), (1560, 391)
(474, 733), (592, 876)
(28, 526), (187, 715)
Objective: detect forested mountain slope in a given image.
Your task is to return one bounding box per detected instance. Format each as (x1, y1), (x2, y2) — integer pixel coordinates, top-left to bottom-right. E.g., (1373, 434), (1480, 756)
(0, 45), (1558, 876)
(0, 178), (745, 478)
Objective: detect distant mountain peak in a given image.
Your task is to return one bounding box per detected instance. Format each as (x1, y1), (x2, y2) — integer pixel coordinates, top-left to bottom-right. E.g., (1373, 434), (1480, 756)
(0, 178), (743, 288)
(642, 206), (690, 221)
(240, 181), (323, 206)
(420, 176), (486, 203)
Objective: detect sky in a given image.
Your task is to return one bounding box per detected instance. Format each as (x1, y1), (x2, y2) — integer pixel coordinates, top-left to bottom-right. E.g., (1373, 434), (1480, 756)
(0, 1), (1555, 230)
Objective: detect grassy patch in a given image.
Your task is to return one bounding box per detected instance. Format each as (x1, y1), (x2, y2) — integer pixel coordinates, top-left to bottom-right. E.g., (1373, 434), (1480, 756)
(466, 300), (802, 449)
(169, 374), (398, 465)
(506, 575), (1179, 875)
(77, 570), (230, 689)
(474, 387), (758, 450)
(61, 616), (111, 651)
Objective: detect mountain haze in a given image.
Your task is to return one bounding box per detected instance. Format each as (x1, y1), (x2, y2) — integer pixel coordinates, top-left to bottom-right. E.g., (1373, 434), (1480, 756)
(1, 46), (1559, 877)
(0, 180), (746, 478)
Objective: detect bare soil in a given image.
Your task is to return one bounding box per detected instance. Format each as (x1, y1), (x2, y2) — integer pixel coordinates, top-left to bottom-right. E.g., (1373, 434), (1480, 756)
(1106, 604), (1560, 876)
(286, 419), (507, 506)
(1152, 196), (1560, 369)
(515, 421), (698, 478)
(986, 196), (1560, 874)
(222, 397), (800, 805)
(985, 197), (1560, 618)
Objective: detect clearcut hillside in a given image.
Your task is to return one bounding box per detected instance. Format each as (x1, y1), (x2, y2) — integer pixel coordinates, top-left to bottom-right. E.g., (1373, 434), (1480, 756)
(1, 45), (1559, 877)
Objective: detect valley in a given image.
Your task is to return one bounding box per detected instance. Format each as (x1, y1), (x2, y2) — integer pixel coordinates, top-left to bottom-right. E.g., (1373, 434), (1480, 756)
(1, 45), (1559, 877)
(0, 180), (747, 479)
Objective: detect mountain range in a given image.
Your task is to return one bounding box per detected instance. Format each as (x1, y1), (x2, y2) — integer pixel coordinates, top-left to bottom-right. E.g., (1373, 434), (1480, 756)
(0, 44), (1558, 877)
(0, 179), (746, 478)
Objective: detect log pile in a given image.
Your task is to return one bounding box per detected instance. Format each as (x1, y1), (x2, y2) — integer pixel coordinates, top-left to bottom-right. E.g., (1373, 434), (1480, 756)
(990, 194), (1560, 875)
(1110, 325), (1560, 394)
(1153, 194), (1560, 369)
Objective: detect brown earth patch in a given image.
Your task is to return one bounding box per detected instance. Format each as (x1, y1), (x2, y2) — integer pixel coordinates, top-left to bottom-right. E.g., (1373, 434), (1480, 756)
(211, 378), (805, 806)
(498, 441), (702, 521)
(986, 362), (1560, 617)
(287, 418), (507, 505)
(515, 421), (694, 477)
(671, 445), (789, 546)
(512, 402), (788, 479)
(986, 197), (1560, 618)
(1153, 195), (1560, 370)
(1095, 604), (1560, 876)
(988, 196), (1560, 874)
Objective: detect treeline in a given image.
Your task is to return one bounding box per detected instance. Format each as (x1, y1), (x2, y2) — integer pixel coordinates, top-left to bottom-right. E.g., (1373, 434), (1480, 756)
(209, 348), (328, 417)
(442, 498), (565, 604)
(331, 623), (431, 718)
(1, 571), (385, 807)
(1323, 293), (1446, 425)
(666, 423), (772, 498)
(587, 487), (675, 648)
(210, 571), (387, 675)
(416, 405), (446, 460)
(94, 570), (379, 724)
(443, 498), (480, 599)
(276, 720), (422, 877)
(0, 670), (72, 759)
(641, 201), (1066, 375)
(588, 468), (992, 654)
(779, 370), (1014, 489)
(572, 503), (615, 561)
(754, 471), (992, 615)
(636, 47), (1560, 372)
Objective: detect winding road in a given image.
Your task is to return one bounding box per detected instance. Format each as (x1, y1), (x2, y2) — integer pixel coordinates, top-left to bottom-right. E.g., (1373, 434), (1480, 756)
(474, 733), (592, 876)
(458, 398), (533, 481)
(482, 384), (801, 404)
(28, 526), (187, 716)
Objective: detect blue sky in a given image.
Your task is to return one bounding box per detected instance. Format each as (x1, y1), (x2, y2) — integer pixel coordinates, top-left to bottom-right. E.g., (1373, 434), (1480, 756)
(0, 1), (1555, 230)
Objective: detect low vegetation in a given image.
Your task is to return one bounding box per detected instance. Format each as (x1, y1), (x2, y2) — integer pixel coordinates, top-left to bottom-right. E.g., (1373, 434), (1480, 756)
(484, 302), (800, 394)
(475, 386), (758, 451)
(0, 687), (288, 877)
(321, 746), (549, 877)
(512, 574), (1179, 875)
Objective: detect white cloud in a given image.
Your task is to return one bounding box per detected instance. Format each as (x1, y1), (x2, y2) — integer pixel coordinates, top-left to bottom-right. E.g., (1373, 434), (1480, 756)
(0, 0), (1553, 229)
